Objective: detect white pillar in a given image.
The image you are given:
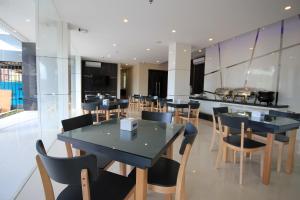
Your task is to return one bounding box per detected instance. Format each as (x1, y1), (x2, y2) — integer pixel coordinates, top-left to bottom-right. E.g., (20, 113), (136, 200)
(167, 43), (191, 101)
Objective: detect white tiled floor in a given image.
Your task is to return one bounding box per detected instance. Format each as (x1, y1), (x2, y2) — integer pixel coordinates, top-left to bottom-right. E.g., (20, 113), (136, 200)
(0, 111), (40, 200)
(11, 112), (300, 200)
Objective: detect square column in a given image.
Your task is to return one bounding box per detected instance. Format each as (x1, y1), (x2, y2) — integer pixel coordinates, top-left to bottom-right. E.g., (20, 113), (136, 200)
(167, 43), (191, 101)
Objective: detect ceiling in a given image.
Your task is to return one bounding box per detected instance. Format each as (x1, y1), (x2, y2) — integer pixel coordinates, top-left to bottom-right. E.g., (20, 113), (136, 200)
(0, 0), (299, 64)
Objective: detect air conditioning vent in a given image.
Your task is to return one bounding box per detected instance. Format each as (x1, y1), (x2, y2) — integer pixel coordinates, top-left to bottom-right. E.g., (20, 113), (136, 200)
(193, 57), (205, 65)
(85, 61), (101, 68)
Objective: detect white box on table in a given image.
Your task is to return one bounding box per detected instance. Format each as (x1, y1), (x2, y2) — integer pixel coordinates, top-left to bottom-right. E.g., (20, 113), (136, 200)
(120, 118), (138, 131)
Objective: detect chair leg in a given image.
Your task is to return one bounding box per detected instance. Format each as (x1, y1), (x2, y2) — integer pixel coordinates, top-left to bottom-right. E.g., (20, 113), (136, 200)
(215, 141), (224, 169)
(164, 194), (172, 200)
(233, 150), (237, 164)
(210, 128), (217, 151)
(119, 163), (127, 176)
(260, 152), (264, 178)
(239, 152), (244, 185)
(277, 144), (284, 173)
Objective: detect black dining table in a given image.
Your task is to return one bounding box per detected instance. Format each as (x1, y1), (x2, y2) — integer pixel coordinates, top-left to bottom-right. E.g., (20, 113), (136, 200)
(58, 119), (184, 200)
(223, 112), (300, 185)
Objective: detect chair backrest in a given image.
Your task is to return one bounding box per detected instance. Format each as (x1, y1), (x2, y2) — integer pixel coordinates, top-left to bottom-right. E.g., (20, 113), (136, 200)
(219, 114), (249, 130)
(269, 110), (300, 121)
(141, 111), (173, 124)
(119, 99), (129, 109)
(82, 101), (99, 111)
(36, 140), (98, 185)
(188, 101), (200, 109)
(179, 123), (198, 155)
(175, 123), (198, 200)
(61, 114), (93, 132)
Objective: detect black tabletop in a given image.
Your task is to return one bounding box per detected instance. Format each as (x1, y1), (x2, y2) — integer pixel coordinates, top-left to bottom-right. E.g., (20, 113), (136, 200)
(223, 112), (300, 133)
(58, 119), (184, 168)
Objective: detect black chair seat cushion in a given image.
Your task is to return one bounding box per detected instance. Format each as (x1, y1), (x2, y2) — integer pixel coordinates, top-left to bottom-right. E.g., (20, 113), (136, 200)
(223, 135), (266, 149)
(147, 157), (180, 187)
(57, 170), (135, 200)
(253, 132), (289, 143)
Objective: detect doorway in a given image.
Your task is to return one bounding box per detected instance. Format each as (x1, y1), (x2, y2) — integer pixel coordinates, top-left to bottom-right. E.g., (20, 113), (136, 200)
(148, 70), (168, 98)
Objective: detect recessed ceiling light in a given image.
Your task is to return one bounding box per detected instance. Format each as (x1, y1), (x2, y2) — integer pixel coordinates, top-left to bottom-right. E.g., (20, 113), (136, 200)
(125, 64), (128, 66)
(107, 54), (111, 58)
(112, 43), (117, 47)
(209, 38), (213, 41)
(133, 57), (137, 60)
(25, 19), (31, 22)
(183, 49), (187, 52)
(198, 49), (202, 53)
(156, 60), (160, 63)
(123, 18), (129, 23)
(146, 48), (151, 51)
(172, 29), (176, 33)
(13, 30), (17, 33)
(284, 5), (291, 10)
(249, 47), (253, 50)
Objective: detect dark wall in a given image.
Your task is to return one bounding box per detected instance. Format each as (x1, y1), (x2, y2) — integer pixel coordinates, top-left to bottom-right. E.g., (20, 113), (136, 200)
(22, 42), (37, 110)
(81, 60), (117, 101)
(190, 62), (205, 94)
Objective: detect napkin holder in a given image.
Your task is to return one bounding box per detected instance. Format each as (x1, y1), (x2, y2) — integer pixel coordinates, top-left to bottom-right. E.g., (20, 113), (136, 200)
(120, 118), (138, 131)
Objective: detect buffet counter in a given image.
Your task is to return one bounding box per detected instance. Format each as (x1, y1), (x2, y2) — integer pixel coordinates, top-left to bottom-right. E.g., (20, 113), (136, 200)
(190, 97), (289, 120)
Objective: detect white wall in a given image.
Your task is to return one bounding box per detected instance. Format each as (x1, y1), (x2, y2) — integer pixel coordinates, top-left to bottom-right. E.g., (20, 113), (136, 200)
(204, 15), (300, 113)
(128, 62), (167, 96)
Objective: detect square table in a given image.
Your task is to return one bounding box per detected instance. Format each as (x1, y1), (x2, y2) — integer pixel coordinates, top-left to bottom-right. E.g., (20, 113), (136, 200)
(223, 112), (300, 185)
(58, 119), (184, 200)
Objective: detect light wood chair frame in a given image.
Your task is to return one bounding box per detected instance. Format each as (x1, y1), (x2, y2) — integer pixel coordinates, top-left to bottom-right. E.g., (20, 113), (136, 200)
(215, 117), (266, 184)
(148, 143), (193, 200)
(179, 105), (200, 127)
(36, 154), (135, 200)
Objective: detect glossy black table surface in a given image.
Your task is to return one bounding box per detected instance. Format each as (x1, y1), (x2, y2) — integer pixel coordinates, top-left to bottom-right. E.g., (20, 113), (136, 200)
(167, 101), (189, 108)
(222, 112), (300, 133)
(58, 119), (184, 168)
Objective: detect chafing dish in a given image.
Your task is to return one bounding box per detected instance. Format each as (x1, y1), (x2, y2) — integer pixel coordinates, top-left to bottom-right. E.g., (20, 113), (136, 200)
(232, 88), (257, 103)
(255, 91), (275, 106)
(215, 88), (233, 101)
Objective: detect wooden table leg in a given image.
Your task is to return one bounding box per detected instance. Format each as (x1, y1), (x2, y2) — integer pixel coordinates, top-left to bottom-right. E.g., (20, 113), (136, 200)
(262, 133), (275, 185)
(166, 144), (173, 159)
(105, 110), (110, 120)
(286, 129), (297, 174)
(119, 162), (127, 176)
(136, 168), (148, 200)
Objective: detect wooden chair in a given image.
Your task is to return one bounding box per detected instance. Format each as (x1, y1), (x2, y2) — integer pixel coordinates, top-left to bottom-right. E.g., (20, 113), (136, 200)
(215, 114), (266, 184)
(209, 107), (229, 151)
(118, 99), (129, 118)
(179, 101), (200, 127)
(61, 114), (113, 170)
(252, 110), (300, 172)
(81, 101), (100, 122)
(35, 140), (135, 200)
(141, 111), (173, 124)
(146, 123), (198, 200)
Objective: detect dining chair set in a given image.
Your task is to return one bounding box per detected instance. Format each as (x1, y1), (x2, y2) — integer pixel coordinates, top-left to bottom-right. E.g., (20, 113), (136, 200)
(82, 95), (129, 122)
(210, 107), (300, 184)
(36, 110), (198, 200)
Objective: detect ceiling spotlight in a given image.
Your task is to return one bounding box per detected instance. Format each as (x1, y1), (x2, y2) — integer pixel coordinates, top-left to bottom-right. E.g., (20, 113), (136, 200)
(249, 47), (253, 50)
(172, 29), (176, 33)
(133, 57), (137, 60)
(209, 38), (213, 41)
(146, 48), (151, 51)
(123, 18), (129, 23)
(13, 30), (17, 33)
(112, 43), (117, 47)
(125, 64), (128, 66)
(156, 60), (160, 63)
(284, 5), (291, 10)
(183, 49), (187, 52)
(25, 19), (31, 22)
(107, 54), (111, 58)
(198, 49), (202, 53)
